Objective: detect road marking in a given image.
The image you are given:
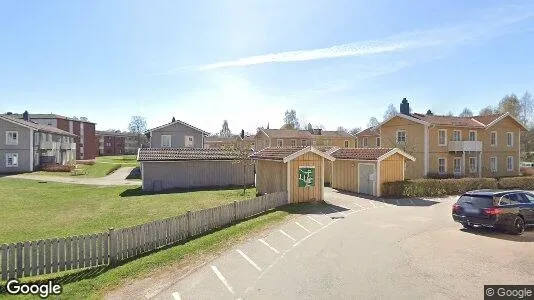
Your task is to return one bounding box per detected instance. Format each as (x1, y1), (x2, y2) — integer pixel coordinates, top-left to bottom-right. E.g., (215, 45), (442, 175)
(295, 221), (311, 233)
(211, 265), (235, 295)
(258, 238), (279, 254)
(172, 292), (182, 300)
(306, 215), (323, 225)
(279, 229), (297, 242)
(368, 200), (376, 207)
(351, 202), (364, 209)
(236, 249), (262, 271)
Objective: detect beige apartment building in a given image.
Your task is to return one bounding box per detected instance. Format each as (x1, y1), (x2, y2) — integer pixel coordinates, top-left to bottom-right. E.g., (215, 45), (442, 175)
(255, 128), (355, 150)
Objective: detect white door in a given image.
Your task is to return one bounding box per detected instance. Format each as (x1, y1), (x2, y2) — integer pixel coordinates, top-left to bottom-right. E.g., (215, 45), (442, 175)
(358, 163), (376, 196)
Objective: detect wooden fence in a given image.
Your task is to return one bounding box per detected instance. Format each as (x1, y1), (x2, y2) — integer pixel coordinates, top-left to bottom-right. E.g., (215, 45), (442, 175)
(0, 192), (287, 280)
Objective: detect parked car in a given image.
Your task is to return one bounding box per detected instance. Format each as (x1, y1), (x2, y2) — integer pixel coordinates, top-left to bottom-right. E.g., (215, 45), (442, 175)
(452, 190), (534, 235)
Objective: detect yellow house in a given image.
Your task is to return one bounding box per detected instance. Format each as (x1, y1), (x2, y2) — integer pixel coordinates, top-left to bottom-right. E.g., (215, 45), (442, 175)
(255, 128), (355, 150)
(377, 98), (527, 179)
(355, 127), (380, 148)
(204, 135), (255, 150)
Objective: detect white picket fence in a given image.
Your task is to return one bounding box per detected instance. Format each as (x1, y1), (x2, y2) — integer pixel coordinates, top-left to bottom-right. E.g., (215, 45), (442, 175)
(0, 192), (287, 280)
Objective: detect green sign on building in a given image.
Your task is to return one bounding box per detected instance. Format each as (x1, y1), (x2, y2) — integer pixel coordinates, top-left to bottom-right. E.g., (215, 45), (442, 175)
(298, 166), (315, 187)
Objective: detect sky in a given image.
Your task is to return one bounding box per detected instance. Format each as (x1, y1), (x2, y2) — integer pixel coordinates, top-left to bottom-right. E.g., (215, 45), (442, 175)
(1, 0), (534, 134)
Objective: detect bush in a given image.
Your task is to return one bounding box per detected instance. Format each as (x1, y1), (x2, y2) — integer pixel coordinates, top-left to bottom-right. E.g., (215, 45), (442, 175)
(498, 176), (534, 190)
(77, 160), (96, 165)
(40, 164), (74, 172)
(382, 177), (498, 198)
(520, 167), (534, 176)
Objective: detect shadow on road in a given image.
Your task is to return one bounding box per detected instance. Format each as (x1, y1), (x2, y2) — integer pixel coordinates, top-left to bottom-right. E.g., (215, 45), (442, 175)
(280, 201), (350, 219)
(460, 226), (534, 242)
(333, 189), (440, 207)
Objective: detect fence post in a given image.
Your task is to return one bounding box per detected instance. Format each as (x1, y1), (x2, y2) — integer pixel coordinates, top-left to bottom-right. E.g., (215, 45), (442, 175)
(186, 211), (192, 237)
(108, 228), (117, 266)
(233, 200), (237, 222)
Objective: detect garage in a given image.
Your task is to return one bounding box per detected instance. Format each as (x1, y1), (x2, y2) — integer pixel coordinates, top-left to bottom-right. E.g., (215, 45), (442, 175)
(138, 148), (254, 192)
(330, 148), (415, 196)
(251, 146), (335, 203)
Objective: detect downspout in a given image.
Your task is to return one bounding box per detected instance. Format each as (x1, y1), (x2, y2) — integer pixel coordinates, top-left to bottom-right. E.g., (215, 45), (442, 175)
(286, 161), (291, 204)
(424, 125), (429, 177)
(29, 129), (34, 171)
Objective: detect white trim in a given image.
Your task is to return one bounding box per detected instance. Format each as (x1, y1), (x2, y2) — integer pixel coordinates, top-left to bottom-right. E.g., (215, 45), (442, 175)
(286, 161), (291, 204)
(376, 160), (381, 197)
(376, 148), (416, 162)
(490, 156), (498, 173)
(379, 113), (431, 128)
(468, 130), (477, 141)
(362, 138), (367, 147)
(507, 156), (514, 172)
(453, 157), (462, 175)
(402, 158), (405, 179)
(470, 118), (485, 127)
(485, 112), (527, 131)
(424, 125), (429, 176)
(201, 134), (204, 149)
(452, 130), (462, 141)
(5, 153), (19, 167)
(438, 129), (447, 146)
(506, 132), (513, 147)
(376, 137), (381, 147)
(395, 130), (407, 144)
(490, 131), (497, 147)
(291, 139), (297, 147)
(518, 128), (521, 175)
(357, 163), (377, 196)
(438, 157), (447, 174)
(344, 140), (349, 148)
(321, 157), (325, 200)
(276, 139), (283, 148)
(282, 146), (335, 163)
(468, 156), (477, 173)
(147, 119), (209, 135)
(5, 131), (19, 145)
(161, 135), (171, 147)
(324, 146), (340, 155)
(29, 129), (34, 171)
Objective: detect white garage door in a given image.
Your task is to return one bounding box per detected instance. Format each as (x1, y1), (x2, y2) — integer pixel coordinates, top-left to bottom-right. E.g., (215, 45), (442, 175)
(358, 163), (376, 196)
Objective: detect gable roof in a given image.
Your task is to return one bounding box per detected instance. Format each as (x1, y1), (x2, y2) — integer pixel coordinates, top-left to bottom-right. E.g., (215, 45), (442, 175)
(481, 112), (528, 131)
(148, 120), (209, 135)
(330, 147), (416, 162)
(2, 113), (96, 124)
(0, 115), (77, 137)
(379, 113), (431, 128)
(137, 148), (248, 161)
(258, 129), (353, 139)
(355, 127), (380, 137)
(250, 146), (335, 162)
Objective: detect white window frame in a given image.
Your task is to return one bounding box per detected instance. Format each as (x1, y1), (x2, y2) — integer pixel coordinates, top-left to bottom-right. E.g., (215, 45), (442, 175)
(396, 130), (407, 144)
(277, 139), (283, 148)
(291, 139), (296, 147)
(301, 139), (307, 146)
(5, 153), (18, 167)
(161, 135), (171, 147)
(185, 135), (194, 148)
(362, 138), (367, 147)
(506, 132), (513, 147)
(344, 140), (349, 148)
(468, 130), (477, 141)
(490, 131), (497, 146)
(453, 157), (462, 175)
(354, 139), (358, 148)
(376, 137), (381, 147)
(490, 157), (497, 173)
(5, 131), (19, 145)
(507, 156), (514, 172)
(438, 129), (447, 146)
(438, 157), (447, 174)
(452, 130), (461, 142)
(469, 157), (477, 173)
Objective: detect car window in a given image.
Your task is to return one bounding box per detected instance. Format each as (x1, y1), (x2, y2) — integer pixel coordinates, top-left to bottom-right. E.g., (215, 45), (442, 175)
(499, 194), (520, 205)
(458, 195), (493, 208)
(522, 193), (534, 203)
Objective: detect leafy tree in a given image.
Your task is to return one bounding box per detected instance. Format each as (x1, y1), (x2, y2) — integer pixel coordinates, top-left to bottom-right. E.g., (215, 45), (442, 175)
(283, 109), (300, 129)
(498, 94), (521, 119)
(349, 127), (362, 135)
(383, 104), (398, 120)
(367, 117), (379, 128)
(458, 108), (473, 117)
(479, 106), (496, 116)
(220, 120), (232, 137)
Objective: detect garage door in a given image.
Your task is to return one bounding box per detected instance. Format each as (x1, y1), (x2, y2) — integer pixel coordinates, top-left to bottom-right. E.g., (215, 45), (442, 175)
(358, 163), (376, 196)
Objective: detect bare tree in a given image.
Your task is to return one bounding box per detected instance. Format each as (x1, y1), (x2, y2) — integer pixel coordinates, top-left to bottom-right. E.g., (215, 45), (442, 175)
(349, 127), (362, 135)
(519, 91), (533, 126)
(458, 108), (473, 117)
(337, 126), (348, 132)
(232, 129), (254, 195)
(479, 106), (496, 116)
(446, 111), (454, 117)
(499, 94), (521, 118)
(283, 109), (300, 129)
(367, 117), (379, 128)
(383, 104), (398, 120)
(220, 120), (232, 137)
(128, 116), (147, 147)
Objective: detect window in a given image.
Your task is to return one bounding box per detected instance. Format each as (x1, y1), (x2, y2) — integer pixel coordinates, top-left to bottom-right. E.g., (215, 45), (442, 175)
(264, 140), (268, 148)
(301, 140), (307, 146)
(506, 132), (513, 147)
(490, 131), (497, 146)
(344, 140), (349, 148)
(396, 130), (406, 143)
(312, 140), (317, 145)
(6, 153), (18, 167)
(507, 156), (513, 172)
(438, 158), (446, 174)
(277, 139), (283, 147)
(490, 157), (497, 173)
(362, 138), (367, 147)
(469, 157), (477, 173)
(523, 193), (534, 203)
(161, 135), (171, 147)
(469, 131), (477, 141)
(376, 137), (381, 147)
(453, 157), (461, 174)
(355, 139), (358, 148)
(5, 131), (18, 145)
(438, 130), (446, 146)
(452, 130), (461, 141)
(291, 139), (296, 147)
(185, 136), (194, 147)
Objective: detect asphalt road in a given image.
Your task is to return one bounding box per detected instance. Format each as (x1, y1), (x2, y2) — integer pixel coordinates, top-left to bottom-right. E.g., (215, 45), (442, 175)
(149, 188), (534, 300)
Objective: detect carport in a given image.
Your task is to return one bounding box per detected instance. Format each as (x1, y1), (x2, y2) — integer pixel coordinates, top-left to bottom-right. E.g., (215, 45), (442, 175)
(251, 146), (335, 203)
(330, 148), (415, 197)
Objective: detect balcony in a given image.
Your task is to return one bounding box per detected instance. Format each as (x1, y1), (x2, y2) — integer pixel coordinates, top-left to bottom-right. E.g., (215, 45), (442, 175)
(61, 142), (76, 150)
(448, 141), (482, 152)
(40, 141), (60, 150)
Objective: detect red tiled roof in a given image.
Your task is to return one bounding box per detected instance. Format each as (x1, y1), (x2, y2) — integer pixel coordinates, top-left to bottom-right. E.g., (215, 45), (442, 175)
(471, 114), (504, 126)
(250, 147), (304, 160)
(260, 129), (353, 139)
(355, 127), (379, 137)
(138, 148), (249, 161)
(411, 113), (486, 128)
(331, 148), (393, 160)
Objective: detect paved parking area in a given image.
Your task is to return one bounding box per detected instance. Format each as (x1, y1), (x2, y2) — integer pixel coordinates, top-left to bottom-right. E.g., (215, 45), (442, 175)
(116, 188), (534, 300)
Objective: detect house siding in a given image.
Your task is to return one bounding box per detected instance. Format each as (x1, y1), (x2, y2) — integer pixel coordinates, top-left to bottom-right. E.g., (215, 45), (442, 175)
(288, 152), (323, 203)
(255, 160), (287, 195)
(0, 118), (32, 173)
(151, 123), (204, 148)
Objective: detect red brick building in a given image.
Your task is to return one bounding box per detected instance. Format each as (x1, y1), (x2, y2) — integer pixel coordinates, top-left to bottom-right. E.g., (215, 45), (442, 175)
(96, 131), (145, 155)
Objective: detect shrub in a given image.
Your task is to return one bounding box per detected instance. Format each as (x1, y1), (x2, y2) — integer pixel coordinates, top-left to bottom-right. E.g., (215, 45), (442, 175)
(520, 167), (534, 176)
(498, 176), (534, 190)
(382, 177), (498, 198)
(40, 164), (74, 172)
(77, 160), (96, 165)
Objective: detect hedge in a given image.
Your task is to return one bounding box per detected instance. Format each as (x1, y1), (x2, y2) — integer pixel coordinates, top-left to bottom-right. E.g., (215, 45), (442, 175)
(382, 176), (534, 198)
(40, 164), (74, 172)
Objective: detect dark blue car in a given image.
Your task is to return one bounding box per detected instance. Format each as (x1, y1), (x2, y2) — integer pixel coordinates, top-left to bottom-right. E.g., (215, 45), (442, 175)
(452, 190), (534, 235)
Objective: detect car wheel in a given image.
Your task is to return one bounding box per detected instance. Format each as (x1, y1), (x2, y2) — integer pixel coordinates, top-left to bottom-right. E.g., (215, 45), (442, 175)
(509, 217), (525, 235)
(462, 222), (474, 230)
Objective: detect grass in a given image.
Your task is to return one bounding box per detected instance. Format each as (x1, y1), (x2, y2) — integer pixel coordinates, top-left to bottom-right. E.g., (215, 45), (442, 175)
(0, 208), (295, 299)
(31, 155), (139, 178)
(0, 178), (257, 244)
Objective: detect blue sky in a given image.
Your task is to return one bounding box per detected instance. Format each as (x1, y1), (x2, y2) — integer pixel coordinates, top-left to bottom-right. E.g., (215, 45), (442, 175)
(1, 1), (534, 134)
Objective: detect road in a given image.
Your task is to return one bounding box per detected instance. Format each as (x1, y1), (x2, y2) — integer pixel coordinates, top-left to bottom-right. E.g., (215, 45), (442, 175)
(115, 188), (534, 300)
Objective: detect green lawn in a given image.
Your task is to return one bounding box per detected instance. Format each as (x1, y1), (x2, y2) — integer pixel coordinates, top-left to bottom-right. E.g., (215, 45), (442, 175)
(95, 155), (139, 167)
(32, 155), (139, 178)
(0, 178), (256, 244)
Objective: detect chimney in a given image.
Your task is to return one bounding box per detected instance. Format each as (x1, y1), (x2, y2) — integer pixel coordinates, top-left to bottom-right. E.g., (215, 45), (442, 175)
(22, 110), (30, 121)
(6, 112), (12, 115)
(312, 128), (322, 135)
(400, 98), (410, 115)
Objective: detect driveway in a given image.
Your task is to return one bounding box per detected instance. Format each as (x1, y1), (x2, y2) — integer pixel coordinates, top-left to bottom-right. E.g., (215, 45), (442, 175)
(6, 166), (141, 186)
(107, 188), (534, 300)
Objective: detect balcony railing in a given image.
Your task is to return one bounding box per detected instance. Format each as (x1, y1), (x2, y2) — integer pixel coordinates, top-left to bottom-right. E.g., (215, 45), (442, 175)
(40, 141), (60, 150)
(448, 141), (482, 152)
(61, 142), (76, 150)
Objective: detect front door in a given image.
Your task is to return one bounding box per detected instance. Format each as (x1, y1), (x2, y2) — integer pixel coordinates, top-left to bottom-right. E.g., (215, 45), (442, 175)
(358, 163), (376, 196)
